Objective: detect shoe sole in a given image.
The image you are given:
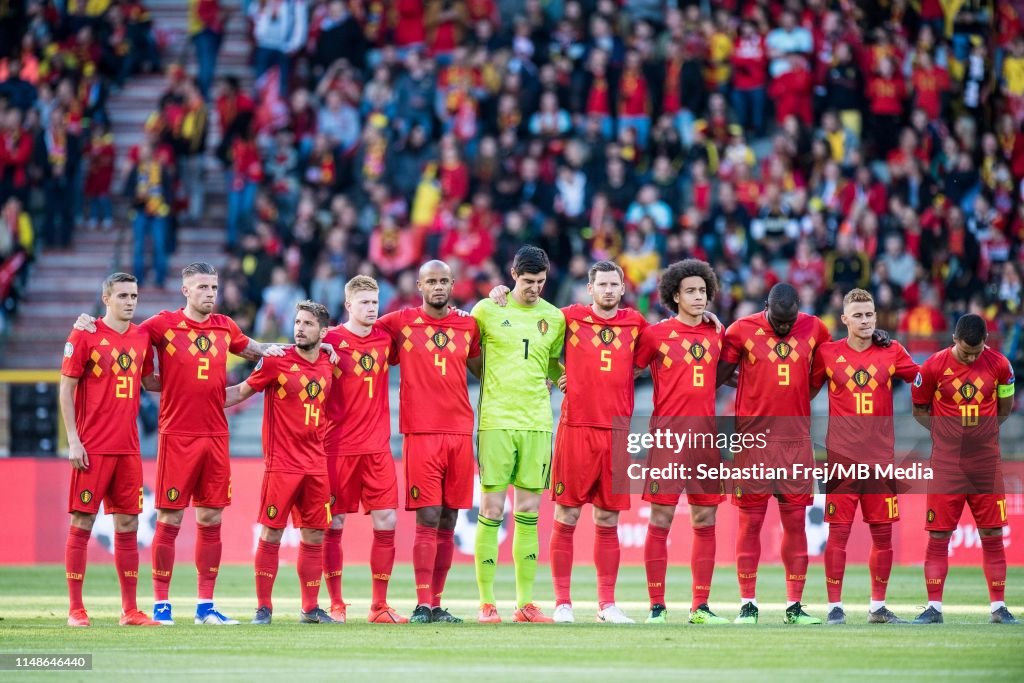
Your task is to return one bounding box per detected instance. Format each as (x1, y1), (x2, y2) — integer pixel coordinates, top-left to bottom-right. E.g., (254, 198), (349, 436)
(194, 618), (240, 625)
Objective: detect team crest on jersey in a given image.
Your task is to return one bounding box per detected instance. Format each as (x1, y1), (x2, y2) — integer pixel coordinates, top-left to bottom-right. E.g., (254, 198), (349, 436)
(555, 482), (565, 496)
(266, 505), (278, 519)
(734, 485), (742, 497)
(537, 319), (549, 335)
(649, 481), (659, 495)
(913, 372), (923, 387)
(117, 352), (132, 371)
(853, 369), (870, 388)
(306, 380), (322, 399)
(166, 487), (179, 502)
(410, 486), (420, 500)
(80, 490), (93, 504)
(774, 341), (792, 359)
(927, 509), (936, 523)
(959, 383), (977, 400)
(64, 342), (74, 358)
(359, 353), (375, 371)
(195, 335), (212, 353)
(599, 327), (615, 345)
(691, 343), (706, 360)
(827, 502), (836, 517)
(432, 331), (449, 349)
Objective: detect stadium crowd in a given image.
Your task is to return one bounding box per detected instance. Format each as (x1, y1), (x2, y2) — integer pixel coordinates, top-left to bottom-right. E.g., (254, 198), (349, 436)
(2, 0), (1024, 373)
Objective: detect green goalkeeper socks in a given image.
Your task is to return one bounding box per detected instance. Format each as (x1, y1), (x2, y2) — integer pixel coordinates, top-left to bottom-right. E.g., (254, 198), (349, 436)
(513, 512), (539, 607)
(475, 515), (501, 605)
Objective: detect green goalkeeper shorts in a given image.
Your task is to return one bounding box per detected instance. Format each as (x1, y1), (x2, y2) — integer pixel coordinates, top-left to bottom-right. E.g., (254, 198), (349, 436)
(477, 429), (552, 491)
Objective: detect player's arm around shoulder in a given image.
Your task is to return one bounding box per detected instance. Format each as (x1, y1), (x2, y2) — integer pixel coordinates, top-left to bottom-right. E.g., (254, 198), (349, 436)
(225, 356), (271, 407)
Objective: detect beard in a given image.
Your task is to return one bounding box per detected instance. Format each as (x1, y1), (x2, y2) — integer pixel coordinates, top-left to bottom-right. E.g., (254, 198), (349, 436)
(296, 340), (318, 351)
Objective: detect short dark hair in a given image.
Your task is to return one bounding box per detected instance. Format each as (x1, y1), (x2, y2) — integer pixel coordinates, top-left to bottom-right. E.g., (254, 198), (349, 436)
(954, 313), (988, 346)
(296, 300), (330, 328)
(588, 260), (624, 284)
(659, 259), (718, 313)
(767, 282), (800, 311)
(102, 272), (137, 297)
(512, 245), (549, 275)
(182, 262), (217, 280)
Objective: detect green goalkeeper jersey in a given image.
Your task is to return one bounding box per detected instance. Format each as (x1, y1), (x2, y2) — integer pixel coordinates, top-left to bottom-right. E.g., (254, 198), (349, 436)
(471, 296), (566, 432)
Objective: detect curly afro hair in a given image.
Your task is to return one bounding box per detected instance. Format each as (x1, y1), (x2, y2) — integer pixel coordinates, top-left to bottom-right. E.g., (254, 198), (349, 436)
(659, 259), (718, 314)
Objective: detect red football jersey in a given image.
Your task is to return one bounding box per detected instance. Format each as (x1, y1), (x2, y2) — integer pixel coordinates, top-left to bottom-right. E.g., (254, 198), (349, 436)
(911, 346), (1013, 458)
(376, 307), (481, 435)
(812, 339), (919, 458)
(560, 304), (647, 428)
(722, 311), (831, 439)
(634, 318), (721, 426)
(246, 348), (334, 474)
(61, 320), (154, 455)
(141, 309), (250, 436)
(323, 324), (395, 456)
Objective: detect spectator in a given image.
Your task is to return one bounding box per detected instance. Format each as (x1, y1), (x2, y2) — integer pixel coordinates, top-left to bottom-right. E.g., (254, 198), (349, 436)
(82, 122), (115, 230)
(250, 0), (309, 97)
(125, 140), (172, 287)
(189, 0), (228, 100)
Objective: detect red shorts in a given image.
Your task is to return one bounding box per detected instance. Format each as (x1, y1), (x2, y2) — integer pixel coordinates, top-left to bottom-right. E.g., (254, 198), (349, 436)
(328, 452), (399, 515)
(825, 493), (900, 525)
(925, 493), (1008, 531)
(403, 433), (474, 510)
(643, 490), (727, 508)
(155, 433), (231, 509)
(552, 425), (630, 512)
(731, 439), (815, 508)
(257, 470), (331, 530)
(68, 454), (143, 515)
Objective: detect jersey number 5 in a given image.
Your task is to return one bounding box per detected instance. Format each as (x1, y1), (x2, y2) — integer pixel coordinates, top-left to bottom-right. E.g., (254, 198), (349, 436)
(600, 349), (612, 372)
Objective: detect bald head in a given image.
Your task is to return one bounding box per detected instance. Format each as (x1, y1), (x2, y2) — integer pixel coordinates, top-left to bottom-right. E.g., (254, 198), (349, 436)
(418, 260), (452, 280)
(417, 260), (454, 312)
(766, 283), (800, 336)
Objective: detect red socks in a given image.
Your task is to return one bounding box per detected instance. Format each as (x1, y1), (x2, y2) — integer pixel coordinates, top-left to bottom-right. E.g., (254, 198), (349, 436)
(370, 529), (395, 608)
(323, 527), (343, 607)
(195, 523), (222, 601)
(644, 524), (669, 607)
(65, 525), (90, 611)
(780, 505), (808, 603)
(412, 524), (438, 606)
(825, 523), (851, 603)
(254, 539), (280, 610)
(594, 524), (620, 610)
(924, 535), (949, 602)
(298, 542), (323, 613)
(431, 528), (455, 608)
(550, 521), (575, 606)
(981, 535), (1007, 603)
(736, 505), (766, 599)
(868, 524), (894, 602)
(151, 521), (179, 601)
(114, 531), (139, 613)
(690, 525), (716, 610)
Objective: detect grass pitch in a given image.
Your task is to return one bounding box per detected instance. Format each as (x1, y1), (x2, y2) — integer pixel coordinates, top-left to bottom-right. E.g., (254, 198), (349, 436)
(1, 563), (1022, 682)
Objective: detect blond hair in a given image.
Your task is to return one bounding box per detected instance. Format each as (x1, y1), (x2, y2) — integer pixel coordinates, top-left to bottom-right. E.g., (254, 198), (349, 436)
(345, 275), (379, 300)
(843, 288), (874, 306)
